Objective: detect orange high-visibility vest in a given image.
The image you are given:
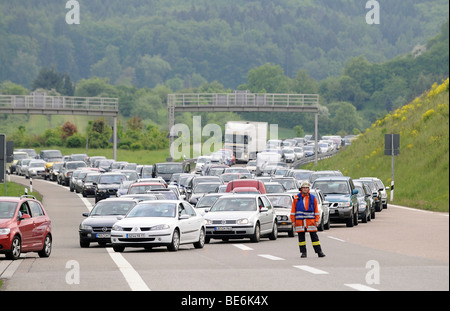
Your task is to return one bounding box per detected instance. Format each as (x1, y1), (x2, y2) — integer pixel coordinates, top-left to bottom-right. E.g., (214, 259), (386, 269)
(290, 192), (320, 232)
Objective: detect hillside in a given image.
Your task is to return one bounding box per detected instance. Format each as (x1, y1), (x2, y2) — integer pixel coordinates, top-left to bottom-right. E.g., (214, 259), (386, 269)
(307, 78), (449, 212)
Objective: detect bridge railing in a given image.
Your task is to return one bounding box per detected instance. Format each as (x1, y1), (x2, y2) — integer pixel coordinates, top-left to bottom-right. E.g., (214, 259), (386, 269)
(0, 95), (118, 112)
(168, 92), (319, 107)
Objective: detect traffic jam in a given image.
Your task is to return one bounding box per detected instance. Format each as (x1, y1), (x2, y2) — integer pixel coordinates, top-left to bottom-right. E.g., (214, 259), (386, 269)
(1, 132), (389, 260)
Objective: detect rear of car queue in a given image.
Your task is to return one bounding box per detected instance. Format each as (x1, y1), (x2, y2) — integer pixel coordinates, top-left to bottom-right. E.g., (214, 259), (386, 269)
(5, 148), (390, 258)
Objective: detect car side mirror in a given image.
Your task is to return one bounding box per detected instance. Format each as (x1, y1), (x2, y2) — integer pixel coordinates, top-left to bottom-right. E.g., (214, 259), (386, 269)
(179, 214), (190, 220)
(82, 212), (89, 217)
(260, 207), (268, 213)
(19, 213), (31, 220)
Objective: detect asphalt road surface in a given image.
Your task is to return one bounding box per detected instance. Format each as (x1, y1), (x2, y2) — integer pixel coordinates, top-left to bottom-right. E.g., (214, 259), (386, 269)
(1, 175), (448, 293)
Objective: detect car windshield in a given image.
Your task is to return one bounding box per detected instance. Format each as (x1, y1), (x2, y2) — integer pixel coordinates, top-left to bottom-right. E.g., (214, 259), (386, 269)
(29, 162), (45, 167)
(355, 186), (365, 197)
(196, 196), (221, 208)
(67, 162), (86, 169)
(126, 203), (176, 218)
(265, 184), (284, 193)
(99, 175), (125, 184)
(90, 201), (136, 216)
(313, 181), (350, 194)
(85, 174), (100, 182)
(268, 196), (292, 208)
(193, 183), (219, 193)
(0, 202), (17, 219)
(156, 164), (183, 174)
(210, 198), (257, 212)
(129, 184), (165, 194)
(14, 153), (28, 160)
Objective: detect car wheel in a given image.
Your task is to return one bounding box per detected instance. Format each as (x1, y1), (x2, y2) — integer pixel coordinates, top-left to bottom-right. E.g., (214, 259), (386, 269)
(250, 223), (260, 243)
(6, 236), (21, 260)
(38, 234), (52, 258)
(318, 217), (324, 231)
(324, 215), (330, 230)
(288, 225), (295, 237)
(346, 216), (354, 227)
(113, 245), (125, 252)
(193, 228), (205, 249)
(362, 211), (368, 223)
(269, 222), (278, 240)
(168, 229), (180, 251)
(80, 240), (90, 248)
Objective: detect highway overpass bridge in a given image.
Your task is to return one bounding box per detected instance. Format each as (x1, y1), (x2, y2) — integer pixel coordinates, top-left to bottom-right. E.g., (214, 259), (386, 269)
(168, 91), (321, 164)
(0, 93), (119, 159)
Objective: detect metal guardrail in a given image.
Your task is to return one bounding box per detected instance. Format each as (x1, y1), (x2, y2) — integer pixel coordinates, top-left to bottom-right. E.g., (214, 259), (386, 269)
(292, 149), (340, 169)
(0, 94), (119, 115)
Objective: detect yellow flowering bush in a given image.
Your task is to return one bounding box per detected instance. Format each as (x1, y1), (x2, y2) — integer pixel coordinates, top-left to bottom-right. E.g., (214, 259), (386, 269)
(422, 109), (435, 122)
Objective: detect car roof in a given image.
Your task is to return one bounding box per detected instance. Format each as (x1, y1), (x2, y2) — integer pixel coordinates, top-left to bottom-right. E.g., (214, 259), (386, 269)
(313, 176), (351, 182)
(0, 195), (38, 203)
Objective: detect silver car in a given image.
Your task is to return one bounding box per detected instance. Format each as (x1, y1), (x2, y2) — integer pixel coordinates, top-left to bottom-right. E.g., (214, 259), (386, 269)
(204, 194), (278, 243)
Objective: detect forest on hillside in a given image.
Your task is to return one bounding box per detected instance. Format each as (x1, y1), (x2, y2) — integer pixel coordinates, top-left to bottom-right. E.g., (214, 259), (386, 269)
(1, 0), (448, 88)
(0, 1), (449, 139)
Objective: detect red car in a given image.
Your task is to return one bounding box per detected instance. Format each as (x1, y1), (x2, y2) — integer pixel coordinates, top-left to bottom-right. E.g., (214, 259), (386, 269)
(0, 195), (52, 260)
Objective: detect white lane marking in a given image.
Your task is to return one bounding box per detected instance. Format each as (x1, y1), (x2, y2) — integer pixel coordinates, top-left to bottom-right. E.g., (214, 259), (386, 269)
(78, 194), (149, 291)
(232, 244), (254, 251)
(389, 204), (449, 216)
(345, 283), (379, 291)
(293, 265), (329, 275)
(327, 236), (346, 242)
(258, 254), (285, 261)
(106, 248), (151, 291)
(0, 258), (24, 279)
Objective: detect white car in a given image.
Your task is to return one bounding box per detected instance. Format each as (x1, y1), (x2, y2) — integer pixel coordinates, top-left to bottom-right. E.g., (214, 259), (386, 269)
(111, 200), (206, 252)
(267, 193), (295, 237)
(25, 160), (47, 179)
(204, 194), (278, 243)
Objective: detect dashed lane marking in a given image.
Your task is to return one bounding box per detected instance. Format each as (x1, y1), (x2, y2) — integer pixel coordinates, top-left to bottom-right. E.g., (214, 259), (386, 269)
(293, 265), (329, 275)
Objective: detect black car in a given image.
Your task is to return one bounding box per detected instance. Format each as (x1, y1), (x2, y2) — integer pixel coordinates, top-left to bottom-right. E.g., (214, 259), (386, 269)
(94, 172), (127, 203)
(79, 198), (138, 247)
(82, 173), (101, 197)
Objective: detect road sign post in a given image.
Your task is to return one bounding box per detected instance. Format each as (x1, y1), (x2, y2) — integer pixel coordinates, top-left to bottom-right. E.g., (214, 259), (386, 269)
(0, 134), (5, 195)
(385, 134), (399, 201)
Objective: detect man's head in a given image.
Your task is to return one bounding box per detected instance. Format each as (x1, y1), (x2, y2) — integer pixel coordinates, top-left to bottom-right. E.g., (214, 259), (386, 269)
(300, 181), (310, 195)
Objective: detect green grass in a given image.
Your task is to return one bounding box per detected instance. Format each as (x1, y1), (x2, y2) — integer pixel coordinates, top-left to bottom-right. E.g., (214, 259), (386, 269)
(305, 79), (449, 212)
(1, 180), (42, 201)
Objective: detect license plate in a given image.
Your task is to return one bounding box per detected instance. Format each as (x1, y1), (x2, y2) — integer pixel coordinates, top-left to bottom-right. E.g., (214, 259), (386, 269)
(96, 233), (110, 238)
(127, 233), (146, 238)
(215, 226), (232, 231)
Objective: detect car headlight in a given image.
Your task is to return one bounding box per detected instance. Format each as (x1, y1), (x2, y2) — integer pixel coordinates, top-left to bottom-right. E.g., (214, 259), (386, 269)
(80, 224), (92, 230)
(0, 228), (11, 235)
(112, 225), (123, 231)
(150, 224), (170, 231)
(205, 219), (212, 225)
(338, 202), (351, 208)
(237, 218), (249, 224)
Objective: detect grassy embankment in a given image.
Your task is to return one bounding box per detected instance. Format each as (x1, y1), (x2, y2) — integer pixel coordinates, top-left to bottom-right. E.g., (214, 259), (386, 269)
(305, 78), (449, 212)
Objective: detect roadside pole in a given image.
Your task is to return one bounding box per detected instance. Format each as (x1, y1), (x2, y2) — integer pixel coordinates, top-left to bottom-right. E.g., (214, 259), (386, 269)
(385, 134), (399, 202)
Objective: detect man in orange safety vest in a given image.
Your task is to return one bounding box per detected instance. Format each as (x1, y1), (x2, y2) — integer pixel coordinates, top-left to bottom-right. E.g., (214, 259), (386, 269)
(291, 181), (325, 258)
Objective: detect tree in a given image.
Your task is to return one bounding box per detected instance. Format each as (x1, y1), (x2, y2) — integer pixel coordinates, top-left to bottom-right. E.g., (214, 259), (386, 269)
(246, 63), (289, 93)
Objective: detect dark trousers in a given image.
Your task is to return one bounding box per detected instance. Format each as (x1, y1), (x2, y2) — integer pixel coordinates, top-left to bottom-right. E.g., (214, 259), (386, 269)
(298, 231), (322, 254)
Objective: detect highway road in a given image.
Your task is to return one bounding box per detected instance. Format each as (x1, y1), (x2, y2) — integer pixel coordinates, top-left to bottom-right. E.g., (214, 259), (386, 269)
(1, 175), (448, 294)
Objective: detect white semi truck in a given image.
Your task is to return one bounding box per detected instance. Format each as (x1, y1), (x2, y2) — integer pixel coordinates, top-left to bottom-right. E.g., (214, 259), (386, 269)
(224, 121), (268, 163)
